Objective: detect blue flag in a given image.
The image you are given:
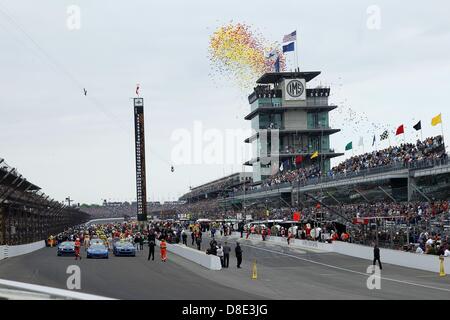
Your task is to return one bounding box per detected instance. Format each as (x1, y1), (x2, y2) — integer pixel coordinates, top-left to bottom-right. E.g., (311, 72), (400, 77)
(282, 42), (295, 53)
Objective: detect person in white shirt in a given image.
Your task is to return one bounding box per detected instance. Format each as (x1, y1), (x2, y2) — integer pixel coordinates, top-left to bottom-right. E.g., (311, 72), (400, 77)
(107, 236), (113, 250)
(216, 244), (224, 267)
(444, 249), (450, 257)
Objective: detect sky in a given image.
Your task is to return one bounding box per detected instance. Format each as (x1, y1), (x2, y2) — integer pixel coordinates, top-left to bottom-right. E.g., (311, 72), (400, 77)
(0, 0), (449, 205)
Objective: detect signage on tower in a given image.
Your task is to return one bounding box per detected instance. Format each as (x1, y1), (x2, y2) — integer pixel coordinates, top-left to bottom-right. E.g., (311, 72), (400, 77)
(134, 98), (144, 107)
(284, 79), (306, 101)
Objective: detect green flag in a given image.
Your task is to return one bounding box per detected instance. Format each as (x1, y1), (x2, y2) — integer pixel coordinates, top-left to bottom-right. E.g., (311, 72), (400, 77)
(345, 141), (353, 151)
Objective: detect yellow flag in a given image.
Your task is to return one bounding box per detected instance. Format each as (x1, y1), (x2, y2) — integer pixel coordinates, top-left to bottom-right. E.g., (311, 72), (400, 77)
(431, 113), (442, 126)
(311, 151), (319, 159)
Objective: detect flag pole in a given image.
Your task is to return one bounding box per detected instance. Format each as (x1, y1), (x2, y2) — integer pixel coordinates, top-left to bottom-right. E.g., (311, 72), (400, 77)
(295, 33), (299, 70)
(441, 117), (446, 152)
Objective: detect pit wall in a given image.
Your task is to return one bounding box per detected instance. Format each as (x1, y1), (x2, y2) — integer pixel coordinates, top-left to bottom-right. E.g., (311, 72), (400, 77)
(155, 239), (222, 270)
(223, 232), (449, 273)
(0, 240), (46, 261)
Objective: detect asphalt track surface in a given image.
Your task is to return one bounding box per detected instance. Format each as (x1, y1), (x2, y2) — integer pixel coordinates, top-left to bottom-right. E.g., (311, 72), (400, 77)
(1, 235), (450, 299)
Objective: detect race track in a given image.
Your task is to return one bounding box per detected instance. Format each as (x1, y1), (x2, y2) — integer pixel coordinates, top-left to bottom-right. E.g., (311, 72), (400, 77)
(1, 235), (449, 300)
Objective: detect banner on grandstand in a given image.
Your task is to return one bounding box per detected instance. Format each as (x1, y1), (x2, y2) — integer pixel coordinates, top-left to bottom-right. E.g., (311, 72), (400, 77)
(352, 218), (369, 225)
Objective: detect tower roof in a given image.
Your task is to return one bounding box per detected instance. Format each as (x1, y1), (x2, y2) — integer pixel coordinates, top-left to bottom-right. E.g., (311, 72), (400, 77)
(256, 71), (321, 84)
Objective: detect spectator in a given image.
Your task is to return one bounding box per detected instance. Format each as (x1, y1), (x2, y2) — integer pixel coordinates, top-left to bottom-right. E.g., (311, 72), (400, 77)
(223, 242), (231, 268)
(373, 243), (383, 270)
(217, 244), (224, 267)
(235, 242), (243, 268)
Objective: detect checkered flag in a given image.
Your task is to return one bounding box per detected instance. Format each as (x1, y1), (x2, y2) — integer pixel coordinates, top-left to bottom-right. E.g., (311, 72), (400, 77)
(380, 130), (389, 141)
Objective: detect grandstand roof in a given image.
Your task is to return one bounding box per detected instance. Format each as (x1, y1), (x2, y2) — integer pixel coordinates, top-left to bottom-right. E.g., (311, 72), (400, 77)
(0, 159), (40, 191)
(190, 172), (251, 192)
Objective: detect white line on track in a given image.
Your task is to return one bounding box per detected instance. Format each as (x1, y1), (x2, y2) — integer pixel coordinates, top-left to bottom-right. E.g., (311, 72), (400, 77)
(241, 243), (450, 293)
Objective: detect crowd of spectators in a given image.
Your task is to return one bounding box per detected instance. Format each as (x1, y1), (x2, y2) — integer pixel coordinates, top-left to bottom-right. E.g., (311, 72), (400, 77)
(80, 203), (136, 218)
(238, 136), (447, 193)
(80, 201), (187, 219)
(332, 135), (445, 174)
(177, 198), (223, 219)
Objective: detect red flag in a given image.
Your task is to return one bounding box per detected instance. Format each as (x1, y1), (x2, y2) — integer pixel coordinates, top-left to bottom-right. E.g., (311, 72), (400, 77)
(395, 124), (404, 136)
(295, 155), (303, 164)
(293, 212), (301, 221)
(352, 218), (369, 225)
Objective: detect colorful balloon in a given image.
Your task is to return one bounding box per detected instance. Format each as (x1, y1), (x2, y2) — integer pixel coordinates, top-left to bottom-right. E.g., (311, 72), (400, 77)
(209, 23), (286, 90)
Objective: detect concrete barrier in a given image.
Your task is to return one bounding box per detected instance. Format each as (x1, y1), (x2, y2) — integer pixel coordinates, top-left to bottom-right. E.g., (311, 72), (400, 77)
(156, 240), (222, 270)
(226, 232), (449, 273)
(0, 240), (46, 261)
(226, 232), (333, 252)
(333, 241), (450, 273)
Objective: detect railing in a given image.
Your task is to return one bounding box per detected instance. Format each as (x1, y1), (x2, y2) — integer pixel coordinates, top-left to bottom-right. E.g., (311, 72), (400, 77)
(248, 90), (282, 104)
(278, 148), (336, 155)
(229, 157), (448, 197)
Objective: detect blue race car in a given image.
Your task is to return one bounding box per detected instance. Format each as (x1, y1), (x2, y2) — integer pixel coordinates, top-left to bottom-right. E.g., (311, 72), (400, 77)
(86, 244), (109, 259)
(113, 240), (136, 256)
(89, 238), (105, 246)
(57, 241), (75, 256)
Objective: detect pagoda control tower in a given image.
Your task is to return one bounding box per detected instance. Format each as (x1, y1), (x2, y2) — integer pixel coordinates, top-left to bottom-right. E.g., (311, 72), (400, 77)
(244, 71), (343, 182)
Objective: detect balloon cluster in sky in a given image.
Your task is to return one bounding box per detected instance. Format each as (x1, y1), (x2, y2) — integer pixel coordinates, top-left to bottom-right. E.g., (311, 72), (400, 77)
(209, 23), (286, 90)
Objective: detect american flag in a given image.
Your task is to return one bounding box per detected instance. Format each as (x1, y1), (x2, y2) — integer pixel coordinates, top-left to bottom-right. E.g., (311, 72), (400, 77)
(283, 30), (297, 43)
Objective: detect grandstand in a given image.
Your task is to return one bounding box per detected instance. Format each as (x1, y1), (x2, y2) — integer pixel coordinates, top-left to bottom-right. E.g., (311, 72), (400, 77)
(180, 172), (252, 202)
(0, 157), (90, 245)
(176, 71), (449, 251)
(176, 136), (449, 250)
(226, 136), (448, 208)
(80, 200), (188, 220)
